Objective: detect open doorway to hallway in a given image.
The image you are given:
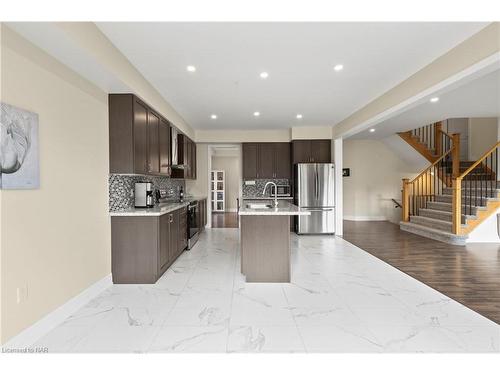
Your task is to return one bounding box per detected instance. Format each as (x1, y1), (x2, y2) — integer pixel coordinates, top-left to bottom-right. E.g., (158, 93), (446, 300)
(209, 145), (242, 228)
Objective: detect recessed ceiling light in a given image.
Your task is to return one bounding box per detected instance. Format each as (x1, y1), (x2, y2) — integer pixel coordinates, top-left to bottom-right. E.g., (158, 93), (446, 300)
(210, 114), (217, 119)
(253, 111), (260, 117)
(333, 64), (344, 72)
(296, 114), (303, 119)
(369, 128), (375, 133)
(430, 97), (439, 103)
(260, 72), (269, 79)
(186, 65), (196, 72)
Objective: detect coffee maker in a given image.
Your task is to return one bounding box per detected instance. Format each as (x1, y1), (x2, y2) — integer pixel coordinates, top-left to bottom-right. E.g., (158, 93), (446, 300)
(134, 182), (154, 208)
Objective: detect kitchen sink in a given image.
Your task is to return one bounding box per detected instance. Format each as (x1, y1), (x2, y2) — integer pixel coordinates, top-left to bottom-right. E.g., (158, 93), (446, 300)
(246, 203), (273, 209)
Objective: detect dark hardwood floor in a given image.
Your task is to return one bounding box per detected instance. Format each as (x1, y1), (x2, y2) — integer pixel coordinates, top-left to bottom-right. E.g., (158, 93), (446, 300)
(211, 212), (239, 228)
(343, 220), (500, 324)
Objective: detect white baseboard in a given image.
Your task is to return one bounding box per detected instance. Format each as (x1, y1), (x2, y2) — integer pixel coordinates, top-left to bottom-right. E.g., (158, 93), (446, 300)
(2, 274), (112, 349)
(344, 215), (387, 221)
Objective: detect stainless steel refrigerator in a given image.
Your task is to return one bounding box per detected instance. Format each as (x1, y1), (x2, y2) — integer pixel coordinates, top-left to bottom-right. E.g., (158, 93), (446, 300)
(294, 163), (335, 234)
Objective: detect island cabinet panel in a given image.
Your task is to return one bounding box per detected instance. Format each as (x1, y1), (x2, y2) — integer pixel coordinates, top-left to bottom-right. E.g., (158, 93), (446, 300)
(147, 110), (160, 174)
(111, 207), (186, 284)
(242, 142), (291, 179)
(240, 215), (291, 282)
(292, 139), (331, 164)
(242, 143), (259, 179)
(159, 118), (171, 176)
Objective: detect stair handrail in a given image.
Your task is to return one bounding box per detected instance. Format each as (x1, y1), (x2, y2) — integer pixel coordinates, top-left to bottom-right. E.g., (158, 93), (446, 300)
(458, 141), (500, 179)
(402, 133), (460, 223)
(408, 148), (453, 184)
(451, 141), (500, 235)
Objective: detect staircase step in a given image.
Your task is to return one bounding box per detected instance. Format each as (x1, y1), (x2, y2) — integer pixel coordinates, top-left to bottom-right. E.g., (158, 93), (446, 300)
(435, 195), (500, 207)
(443, 187), (500, 198)
(426, 201), (482, 215)
(418, 208), (474, 224)
(409, 215), (456, 232)
(434, 194), (499, 204)
(400, 221), (468, 246)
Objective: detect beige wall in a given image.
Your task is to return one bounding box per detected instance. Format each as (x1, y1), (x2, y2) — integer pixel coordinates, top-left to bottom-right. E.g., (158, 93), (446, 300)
(468, 117), (498, 160)
(291, 126), (332, 139)
(212, 156), (240, 211)
(195, 126), (333, 143)
(343, 139), (419, 223)
(195, 129), (290, 143)
(55, 22), (194, 139)
(1, 26), (111, 343)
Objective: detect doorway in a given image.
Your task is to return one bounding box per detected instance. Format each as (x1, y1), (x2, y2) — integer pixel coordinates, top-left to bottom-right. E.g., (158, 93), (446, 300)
(207, 144), (242, 228)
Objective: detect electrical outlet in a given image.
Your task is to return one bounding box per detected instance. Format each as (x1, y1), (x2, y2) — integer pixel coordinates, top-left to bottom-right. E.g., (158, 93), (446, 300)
(16, 285), (28, 304)
(245, 180), (256, 186)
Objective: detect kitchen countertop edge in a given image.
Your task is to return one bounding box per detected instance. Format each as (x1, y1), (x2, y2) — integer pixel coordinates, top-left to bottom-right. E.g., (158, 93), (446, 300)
(109, 196), (207, 217)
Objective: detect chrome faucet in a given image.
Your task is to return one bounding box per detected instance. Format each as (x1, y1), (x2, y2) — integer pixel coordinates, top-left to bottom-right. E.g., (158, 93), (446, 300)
(263, 181), (278, 208)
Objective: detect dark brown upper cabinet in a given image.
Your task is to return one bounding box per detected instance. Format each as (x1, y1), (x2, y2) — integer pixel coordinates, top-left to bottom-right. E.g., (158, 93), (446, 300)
(242, 142), (291, 179)
(242, 143), (259, 179)
(158, 118), (171, 176)
(257, 143), (276, 178)
(275, 142), (291, 179)
(292, 139), (331, 164)
(147, 110), (160, 174)
(109, 93), (179, 177)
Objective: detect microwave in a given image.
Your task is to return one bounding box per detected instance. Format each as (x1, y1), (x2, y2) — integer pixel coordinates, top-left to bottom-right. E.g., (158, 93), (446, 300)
(270, 184), (291, 197)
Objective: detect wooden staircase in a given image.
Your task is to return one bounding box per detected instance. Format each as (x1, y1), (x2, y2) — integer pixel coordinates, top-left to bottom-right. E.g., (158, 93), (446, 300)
(398, 123), (500, 245)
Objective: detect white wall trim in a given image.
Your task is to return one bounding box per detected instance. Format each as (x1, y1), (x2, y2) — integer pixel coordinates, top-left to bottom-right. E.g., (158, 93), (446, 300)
(334, 138), (343, 236)
(2, 274), (112, 349)
(344, 215), (388, 221)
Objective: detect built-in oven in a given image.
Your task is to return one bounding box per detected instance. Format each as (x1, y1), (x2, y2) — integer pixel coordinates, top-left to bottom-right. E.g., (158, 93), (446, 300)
(270, 184), (291, 197)
(187, 200), (199, 249)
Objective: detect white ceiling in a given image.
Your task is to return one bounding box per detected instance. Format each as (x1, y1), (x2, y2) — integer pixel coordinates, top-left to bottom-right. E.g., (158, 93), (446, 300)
(96, 22), (488, 130)
(350, 68), (500, 140)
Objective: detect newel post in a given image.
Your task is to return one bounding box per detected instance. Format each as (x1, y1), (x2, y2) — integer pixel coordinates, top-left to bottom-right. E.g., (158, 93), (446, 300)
(452, 178), (462, 235)
(434, 122), (442, 156)
(402, 178), (410, 222)
(452, 133), (460, 178)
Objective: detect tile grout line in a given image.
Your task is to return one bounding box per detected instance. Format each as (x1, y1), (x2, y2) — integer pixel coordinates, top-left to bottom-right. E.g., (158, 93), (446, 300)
(145, 233), (207, 352)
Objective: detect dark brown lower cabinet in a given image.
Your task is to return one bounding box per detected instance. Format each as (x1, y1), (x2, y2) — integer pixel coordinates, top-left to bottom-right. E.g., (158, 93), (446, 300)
(198, 198), (207, 231)
(111, 207), (186, 284)
(178, 206), (188, 253)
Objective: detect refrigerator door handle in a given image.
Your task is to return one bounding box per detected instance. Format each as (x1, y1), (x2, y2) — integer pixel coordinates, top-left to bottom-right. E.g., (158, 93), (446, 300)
(315, 166), (319, 202)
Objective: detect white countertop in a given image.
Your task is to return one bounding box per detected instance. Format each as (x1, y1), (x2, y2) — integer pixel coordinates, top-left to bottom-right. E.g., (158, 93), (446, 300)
(110, 196), (207, 217)
(238, 201), (311, 216)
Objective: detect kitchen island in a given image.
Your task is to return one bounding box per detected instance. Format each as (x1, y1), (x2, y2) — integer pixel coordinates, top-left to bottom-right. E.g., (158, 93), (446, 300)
(238, 201), (310, 282)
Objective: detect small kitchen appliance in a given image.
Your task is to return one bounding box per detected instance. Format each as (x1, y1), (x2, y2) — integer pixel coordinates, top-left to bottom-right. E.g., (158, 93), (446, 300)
(134, 182), (154, 208)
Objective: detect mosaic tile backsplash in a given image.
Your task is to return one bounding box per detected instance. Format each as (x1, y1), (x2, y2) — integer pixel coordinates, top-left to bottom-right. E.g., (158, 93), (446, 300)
(242, 179), (290, 197)
(109, 174), (185, 211)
